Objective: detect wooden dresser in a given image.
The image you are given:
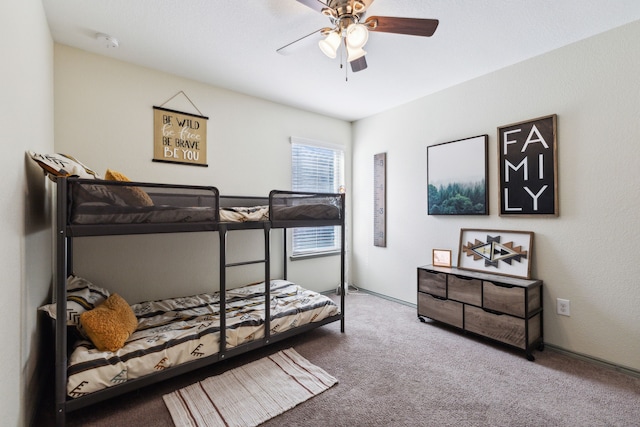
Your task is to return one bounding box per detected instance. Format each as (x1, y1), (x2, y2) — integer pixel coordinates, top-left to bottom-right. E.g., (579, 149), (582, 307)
(417, 265), (544, 360)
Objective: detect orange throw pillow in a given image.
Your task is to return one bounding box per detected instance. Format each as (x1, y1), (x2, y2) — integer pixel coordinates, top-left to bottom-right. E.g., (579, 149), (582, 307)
(80, 293), (138, 352)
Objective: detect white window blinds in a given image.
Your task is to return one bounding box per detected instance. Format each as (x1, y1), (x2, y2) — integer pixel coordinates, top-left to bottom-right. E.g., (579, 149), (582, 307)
(291, 138), (344, 255)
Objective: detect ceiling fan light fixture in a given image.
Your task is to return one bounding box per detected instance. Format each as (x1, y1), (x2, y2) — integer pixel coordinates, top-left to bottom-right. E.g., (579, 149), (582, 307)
(346, 23), (368, 49)
(318, 31), (341, 58)
(286, 1), (441, 74)
(347, 45), (366, 62)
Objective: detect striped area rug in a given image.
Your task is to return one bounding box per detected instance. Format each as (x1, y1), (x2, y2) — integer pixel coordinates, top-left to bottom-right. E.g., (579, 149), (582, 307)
(163, 348), (338, 427)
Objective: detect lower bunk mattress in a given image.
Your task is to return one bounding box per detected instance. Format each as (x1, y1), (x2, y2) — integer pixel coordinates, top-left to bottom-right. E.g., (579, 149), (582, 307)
(66, 280), (339, 398)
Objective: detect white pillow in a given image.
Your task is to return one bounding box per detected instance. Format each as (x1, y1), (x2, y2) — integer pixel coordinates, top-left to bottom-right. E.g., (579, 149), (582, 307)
(39, 275), (110, 327)
(29, 151), (100, 179)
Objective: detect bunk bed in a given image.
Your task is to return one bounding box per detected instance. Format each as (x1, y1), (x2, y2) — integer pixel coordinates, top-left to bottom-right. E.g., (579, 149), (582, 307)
(50, 177), (346, 426)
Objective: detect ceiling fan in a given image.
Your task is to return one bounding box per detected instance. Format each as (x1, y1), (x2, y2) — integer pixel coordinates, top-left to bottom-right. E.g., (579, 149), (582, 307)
(277, 0), (439, 73)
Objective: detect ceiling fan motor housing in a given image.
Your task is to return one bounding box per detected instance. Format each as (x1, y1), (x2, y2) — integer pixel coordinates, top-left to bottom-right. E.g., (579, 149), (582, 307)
(325, 0), (366, 14)
(323, 0), (368, 23)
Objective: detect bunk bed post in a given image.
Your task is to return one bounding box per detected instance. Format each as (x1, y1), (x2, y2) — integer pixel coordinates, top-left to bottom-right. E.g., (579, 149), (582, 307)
(340, 193), (346, 333)
(282, 228), (287, 281)
(219, 224), (227, 358)
(66, 238), (73, 277)
(55, 177), (68, 426)
(264, 223), (271, 343)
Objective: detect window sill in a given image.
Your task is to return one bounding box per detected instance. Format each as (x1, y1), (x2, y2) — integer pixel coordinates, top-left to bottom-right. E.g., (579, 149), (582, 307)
(290, 250), (341, 261)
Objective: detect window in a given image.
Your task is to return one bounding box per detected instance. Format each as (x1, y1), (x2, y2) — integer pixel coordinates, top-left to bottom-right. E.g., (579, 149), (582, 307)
(291, 137), (344, 257)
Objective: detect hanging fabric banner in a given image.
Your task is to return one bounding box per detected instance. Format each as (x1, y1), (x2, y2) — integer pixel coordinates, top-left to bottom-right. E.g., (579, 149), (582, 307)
(153, 92), (209, 167)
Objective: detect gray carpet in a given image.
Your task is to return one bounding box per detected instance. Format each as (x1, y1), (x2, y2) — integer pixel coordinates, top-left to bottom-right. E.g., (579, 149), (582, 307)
(39, 291), (640, 426)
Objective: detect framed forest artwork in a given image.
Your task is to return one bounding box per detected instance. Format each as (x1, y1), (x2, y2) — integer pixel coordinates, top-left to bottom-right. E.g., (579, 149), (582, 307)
(427, 135), (488, 215)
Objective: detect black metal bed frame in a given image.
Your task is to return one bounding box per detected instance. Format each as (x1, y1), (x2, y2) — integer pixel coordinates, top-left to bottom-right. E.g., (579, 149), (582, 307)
(53, 177), (346, 426)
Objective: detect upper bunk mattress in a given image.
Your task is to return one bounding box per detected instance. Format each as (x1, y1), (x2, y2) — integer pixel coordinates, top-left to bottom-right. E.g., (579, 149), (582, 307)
(66, 280), (339, 398)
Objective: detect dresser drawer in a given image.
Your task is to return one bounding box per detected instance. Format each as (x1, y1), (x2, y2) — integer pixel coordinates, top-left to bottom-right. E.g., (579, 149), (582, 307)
(418, 292), (463, 329)
(448, 275), (481, 305)
(418, 269), (447, 298)
(464, 305), (527, 349)
(482, 281), (519, 317)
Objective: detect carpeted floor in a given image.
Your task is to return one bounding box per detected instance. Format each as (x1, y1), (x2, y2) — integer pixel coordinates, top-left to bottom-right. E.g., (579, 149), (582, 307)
(37, 291), (640, 426)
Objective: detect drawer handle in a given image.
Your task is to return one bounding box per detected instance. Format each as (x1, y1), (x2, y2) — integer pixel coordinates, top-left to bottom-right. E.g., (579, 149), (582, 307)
(490, 282), (514, 289)
(453, 275), (473, 281)
(483, 308), (504, 315)
(431, 295), (447, 301)
(421, 271), (443, 278)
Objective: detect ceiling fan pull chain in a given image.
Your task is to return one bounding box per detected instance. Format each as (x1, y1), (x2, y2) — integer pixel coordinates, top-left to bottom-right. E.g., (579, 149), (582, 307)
(341, 40), (348, 81)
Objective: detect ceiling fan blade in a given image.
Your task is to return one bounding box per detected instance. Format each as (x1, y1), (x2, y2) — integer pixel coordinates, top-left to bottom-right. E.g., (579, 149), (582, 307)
(365, 16), (439, 37)
(350, 56), (367, 72)
(296, 0), (330, 13)
(277, 27), (330, 55)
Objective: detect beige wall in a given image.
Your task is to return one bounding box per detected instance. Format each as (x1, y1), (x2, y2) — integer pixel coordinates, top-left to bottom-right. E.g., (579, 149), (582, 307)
(53, 45), (352, 303)
(1, 0), (55, 425)
(352, 20), (640, 372)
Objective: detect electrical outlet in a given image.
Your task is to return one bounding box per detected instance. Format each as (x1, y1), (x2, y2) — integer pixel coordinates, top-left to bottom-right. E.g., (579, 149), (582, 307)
(557, 298), (571, 316)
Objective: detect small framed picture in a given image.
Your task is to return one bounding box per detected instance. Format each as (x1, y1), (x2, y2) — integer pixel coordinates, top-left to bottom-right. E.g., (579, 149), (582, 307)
(432, 249), (452, 267)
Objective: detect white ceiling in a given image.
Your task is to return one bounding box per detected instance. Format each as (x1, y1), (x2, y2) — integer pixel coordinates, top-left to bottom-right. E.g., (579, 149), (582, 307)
(42, 0), (640, 122)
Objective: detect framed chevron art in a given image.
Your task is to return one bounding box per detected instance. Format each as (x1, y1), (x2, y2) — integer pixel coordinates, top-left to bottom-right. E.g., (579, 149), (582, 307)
(457, 228), (534, 279)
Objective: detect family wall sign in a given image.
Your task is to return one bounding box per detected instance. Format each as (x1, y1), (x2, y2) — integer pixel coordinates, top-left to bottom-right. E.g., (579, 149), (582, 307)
(498, 114), (558, 216)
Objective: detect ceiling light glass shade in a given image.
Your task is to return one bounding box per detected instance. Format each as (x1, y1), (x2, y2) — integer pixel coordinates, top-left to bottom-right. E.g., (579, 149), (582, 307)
(319, 31), (341, 59)
(347, 45), (366, 62)
(346, 23), (369, 49)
